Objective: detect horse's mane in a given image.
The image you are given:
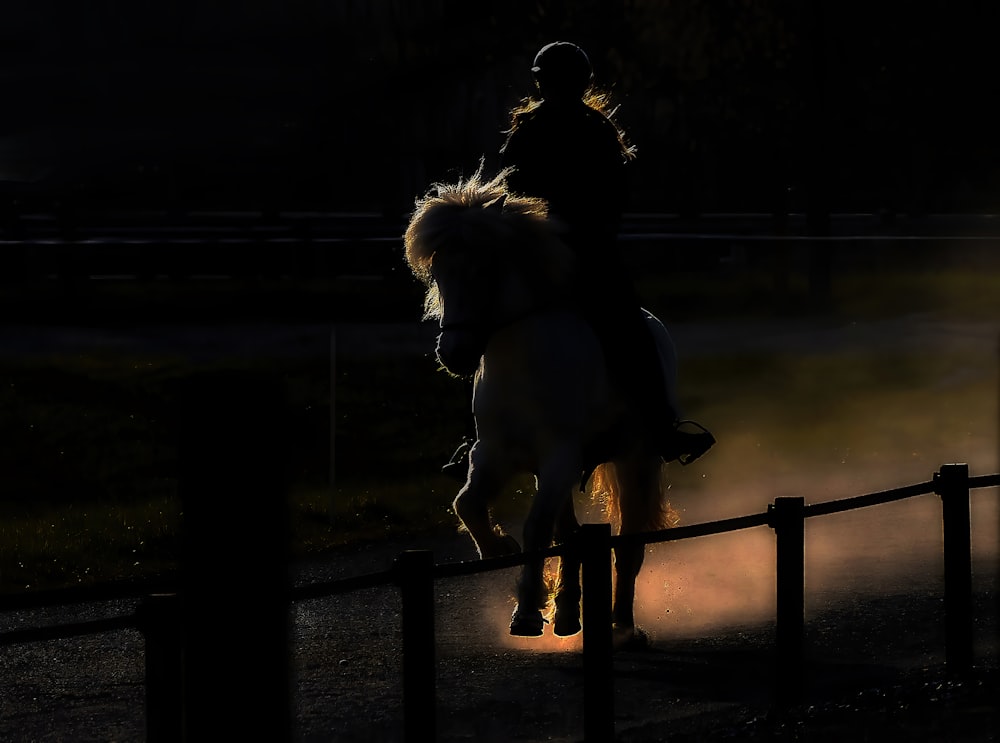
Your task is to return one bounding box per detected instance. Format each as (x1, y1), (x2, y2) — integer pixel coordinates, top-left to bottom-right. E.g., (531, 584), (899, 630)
(404, 164), (574, 321)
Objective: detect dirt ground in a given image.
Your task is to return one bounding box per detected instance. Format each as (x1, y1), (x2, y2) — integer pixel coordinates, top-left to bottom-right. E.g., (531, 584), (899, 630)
(293, 531), (999, 743)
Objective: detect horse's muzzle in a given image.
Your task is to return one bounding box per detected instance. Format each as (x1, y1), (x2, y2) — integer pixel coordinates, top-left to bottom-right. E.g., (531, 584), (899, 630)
(436, 327), (488, 377)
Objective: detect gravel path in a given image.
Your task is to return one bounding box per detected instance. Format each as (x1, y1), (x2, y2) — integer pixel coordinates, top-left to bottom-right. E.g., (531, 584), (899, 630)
(2, 529), (996, 742)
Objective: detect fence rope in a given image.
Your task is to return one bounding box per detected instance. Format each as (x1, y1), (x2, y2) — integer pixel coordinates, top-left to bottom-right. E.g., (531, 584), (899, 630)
(803, 479), (936, 517)
(3, 471), (997, 642)
(0, 577), (177, 613)
(289, 568), (395, 603)
(0, 614), (137, 646)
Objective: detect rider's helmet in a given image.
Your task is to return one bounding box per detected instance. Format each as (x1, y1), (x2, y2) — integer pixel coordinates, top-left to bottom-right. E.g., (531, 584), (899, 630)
(531, 41), (593, 100)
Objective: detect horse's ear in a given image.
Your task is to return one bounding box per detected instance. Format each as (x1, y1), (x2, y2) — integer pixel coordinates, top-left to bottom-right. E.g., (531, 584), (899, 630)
(485, 194), (507, 213)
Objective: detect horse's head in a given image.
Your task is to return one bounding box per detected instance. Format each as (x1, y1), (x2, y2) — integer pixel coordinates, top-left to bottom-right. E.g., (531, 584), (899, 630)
(404, 165), (575, 376)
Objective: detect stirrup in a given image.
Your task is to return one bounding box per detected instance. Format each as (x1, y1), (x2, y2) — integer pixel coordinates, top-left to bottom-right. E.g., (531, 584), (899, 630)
(664, 420), (715, 466)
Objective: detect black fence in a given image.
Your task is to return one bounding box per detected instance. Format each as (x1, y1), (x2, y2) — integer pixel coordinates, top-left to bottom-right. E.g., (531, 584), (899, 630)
(2, 462), (996, 742)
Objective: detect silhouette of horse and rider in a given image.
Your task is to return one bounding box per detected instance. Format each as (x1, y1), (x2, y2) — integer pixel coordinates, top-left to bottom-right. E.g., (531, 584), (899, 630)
(406, 41), (716, 640)
(440, 41), (714, 480)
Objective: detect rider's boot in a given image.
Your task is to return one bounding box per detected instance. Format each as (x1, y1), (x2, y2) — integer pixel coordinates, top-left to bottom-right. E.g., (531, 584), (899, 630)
(660, 420), (715, 465)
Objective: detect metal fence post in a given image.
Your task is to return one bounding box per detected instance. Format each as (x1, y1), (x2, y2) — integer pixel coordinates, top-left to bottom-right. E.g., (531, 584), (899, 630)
(137, 593), (183, 743)
(394, 549), (436, 743)
(934, 463), (974, 673)
(580, 522), (614, 742)
(769, 496), (805, 707)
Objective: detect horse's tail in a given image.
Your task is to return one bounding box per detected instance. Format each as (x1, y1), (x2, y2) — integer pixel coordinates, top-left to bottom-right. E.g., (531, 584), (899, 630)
(590, 459), (679, 535)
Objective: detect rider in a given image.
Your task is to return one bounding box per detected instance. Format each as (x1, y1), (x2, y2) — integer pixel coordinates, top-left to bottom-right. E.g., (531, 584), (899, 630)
(442, 41), (713, 479)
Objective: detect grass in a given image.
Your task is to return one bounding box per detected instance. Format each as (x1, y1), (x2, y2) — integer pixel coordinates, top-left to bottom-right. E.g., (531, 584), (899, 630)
(0, 334), (472, 593)
(0, 497), (180, 590)
(641, 260), (1000, 323)
(1, 264), (997, 594)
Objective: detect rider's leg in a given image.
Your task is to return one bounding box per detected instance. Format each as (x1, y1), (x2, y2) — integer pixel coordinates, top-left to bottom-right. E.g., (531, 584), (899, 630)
(594, 305), (714, 465)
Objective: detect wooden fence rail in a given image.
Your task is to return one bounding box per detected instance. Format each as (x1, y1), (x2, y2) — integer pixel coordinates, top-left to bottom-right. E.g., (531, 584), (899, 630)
(1, 465), (997, 742)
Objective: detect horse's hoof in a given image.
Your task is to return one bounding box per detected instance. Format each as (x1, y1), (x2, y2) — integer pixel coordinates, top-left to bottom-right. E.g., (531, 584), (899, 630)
(553, 615), (582, 637)
(510, 606), (546, 637)
(553, 593), (582, 637)
(612, 624), (650, 651)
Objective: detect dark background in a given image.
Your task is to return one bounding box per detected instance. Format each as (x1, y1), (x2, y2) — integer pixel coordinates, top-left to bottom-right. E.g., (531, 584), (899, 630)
(2, 0), (999, 222)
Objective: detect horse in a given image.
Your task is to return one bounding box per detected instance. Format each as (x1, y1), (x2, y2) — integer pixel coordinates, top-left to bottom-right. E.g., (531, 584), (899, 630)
(403, 166), (683, 646)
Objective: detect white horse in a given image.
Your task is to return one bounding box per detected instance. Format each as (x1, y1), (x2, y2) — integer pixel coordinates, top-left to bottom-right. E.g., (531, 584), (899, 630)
(404, 167), (688, 645)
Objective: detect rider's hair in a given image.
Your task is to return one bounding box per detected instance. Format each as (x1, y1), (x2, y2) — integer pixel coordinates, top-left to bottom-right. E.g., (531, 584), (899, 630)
(505, 86), (637, 162)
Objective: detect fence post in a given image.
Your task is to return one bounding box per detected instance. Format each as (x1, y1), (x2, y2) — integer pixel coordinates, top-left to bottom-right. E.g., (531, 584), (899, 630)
(934, 463), (974, 673)
(137, 593), (183, 743)
(329, 324), (337, 524)
(177, 371), (292, 742)
(769, 496), (805, 707)
(580, 522), (614, 742)
(394, 549), (436, 743)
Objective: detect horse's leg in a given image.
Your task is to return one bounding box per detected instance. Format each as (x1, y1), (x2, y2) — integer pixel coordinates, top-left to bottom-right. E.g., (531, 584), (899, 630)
(612, 538), (647, 648)
(452, 442), (520, 559)
(511, 449), (580, 637)
(611, 455), (661, 649)
(552, 499), (582, 637)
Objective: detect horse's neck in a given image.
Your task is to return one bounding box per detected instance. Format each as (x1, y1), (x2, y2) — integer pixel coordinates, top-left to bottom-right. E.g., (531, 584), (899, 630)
(493, 269), (571, 328)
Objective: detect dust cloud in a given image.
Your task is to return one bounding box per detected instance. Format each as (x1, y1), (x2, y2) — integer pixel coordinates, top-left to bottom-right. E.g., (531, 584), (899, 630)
(485, 476), (997, 650)
(478, 314), (1000, 649)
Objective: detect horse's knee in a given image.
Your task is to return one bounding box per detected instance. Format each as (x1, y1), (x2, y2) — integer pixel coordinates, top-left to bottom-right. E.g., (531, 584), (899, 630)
(452, 490), (472, 525)
(454, 486), (520, 558)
